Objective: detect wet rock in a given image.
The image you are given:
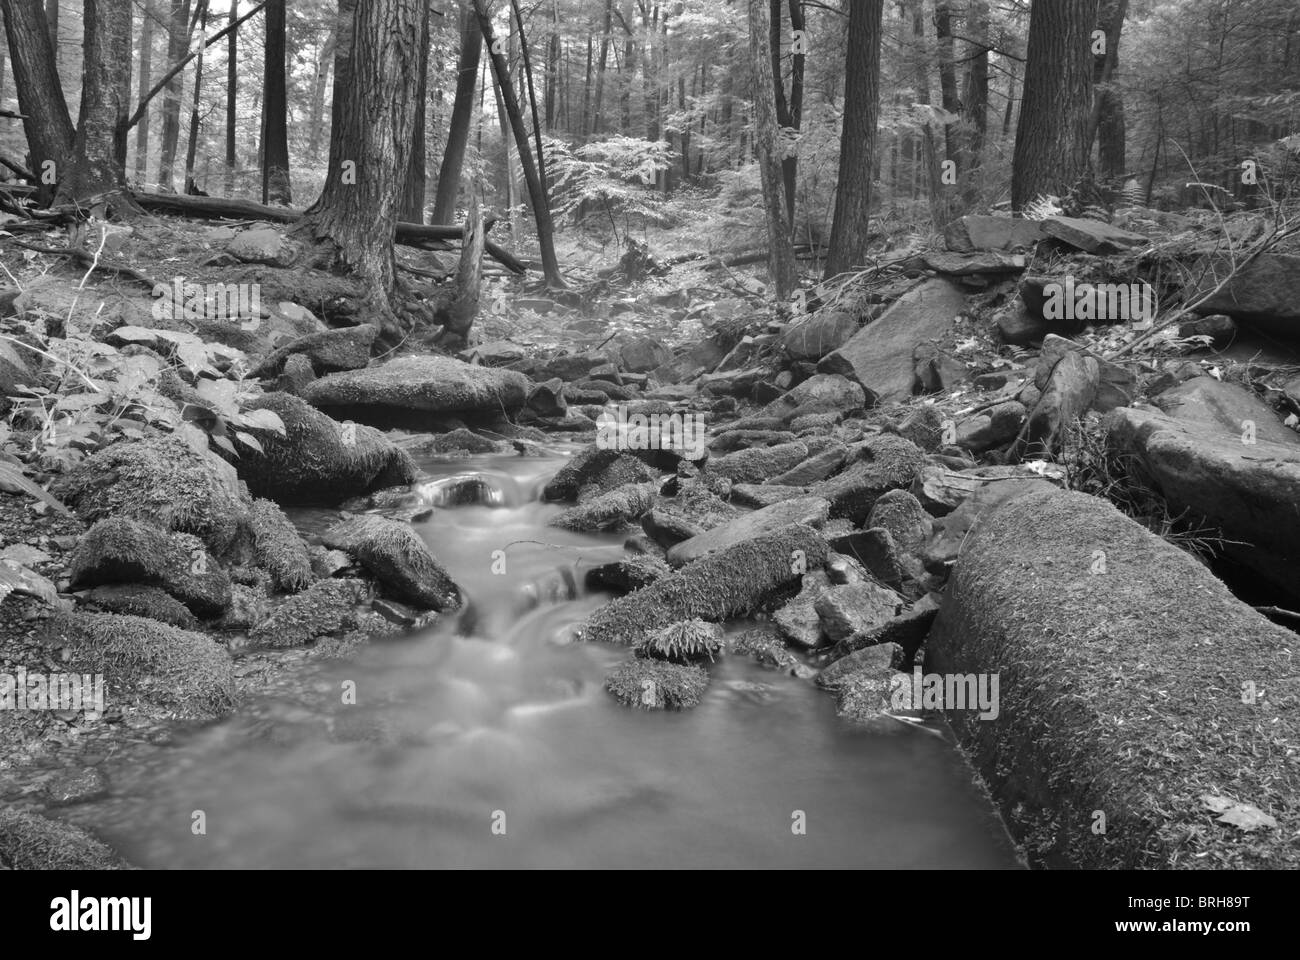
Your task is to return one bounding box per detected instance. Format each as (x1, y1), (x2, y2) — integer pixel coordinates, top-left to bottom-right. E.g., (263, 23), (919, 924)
(729, 483), (810, 509)
(248, 577), (370, 647)
(604, 658), (709, 710)
(641, 484), (739, 547)
(944, 215), (1044, 252)
(303, 355), (529, 423)
(667, 495), (829, 567)
(779, 311), (860, 361)
(817, 279), (967, 403)
(214, 582), (264, 631)
(542, 446), (658, 501)
(577, 378), (636, 401)
(322, 515), (461, 611)
(585, 554), (671, 594)
(732, 627), (801, 672)
(581, 524), (828, 646)
(225, 392), (417, 506)
(521, 377), (568, 421)
(69, 518), (232, 617)
(833, 663), (902, 728)
(249, 324), (376, 379)
(461, 340), (526, 365)
(810, 434), (926, 524)
(827, 528), (904, 589)
(86, 584), (198, 628)
(709, 429), (796, 453)
(817, 641), (905, 689)
(550, 482), (657, 532)
(814, 581), (904, 642)
(827, 593), (940, 663)
(43, 767), (111, 807)
(710, 440), (809, 484)
(0, 809), (127, 869)
(773, 569), (833, 649)
(46, 610), (235, 719)
(248, 498), (314, 593)
(429, 428), (499, 454)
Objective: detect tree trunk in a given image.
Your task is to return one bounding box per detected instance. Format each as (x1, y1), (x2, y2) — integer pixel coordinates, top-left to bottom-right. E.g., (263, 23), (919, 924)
(399, 0), (429, 222)
(510, 0), (547, 182)
(962, 0), (988, 209)
(1011, 0), (1099, 211)
(591, 0), (611, 134)
(0, 0), (74, 201)
(261, 0), (290, 204)
(445, 191), (483, 337)
(296, 0), (424, 344)
(182, 1), (207, 193)
(544, 0), (558, 131)
(431, 0), (480, 224)
(157, 0), (190, 190)
(824, 0), (882, 278)
(307, 26), (334, 163)
(474, 0), (563, 286)
(134, 0), (153, 183)
(747, 0), (797, 298)
(1086, 0), (1128, 178)
(56, 0), (135, 208)
(224, 0), (236, 193)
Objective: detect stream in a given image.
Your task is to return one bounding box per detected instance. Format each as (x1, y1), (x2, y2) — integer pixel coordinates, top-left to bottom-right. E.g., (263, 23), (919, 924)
(55, 449), (1022, 869)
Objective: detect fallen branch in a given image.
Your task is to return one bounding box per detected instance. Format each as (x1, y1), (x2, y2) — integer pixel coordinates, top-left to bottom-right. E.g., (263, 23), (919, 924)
(12, 240), (159, 288)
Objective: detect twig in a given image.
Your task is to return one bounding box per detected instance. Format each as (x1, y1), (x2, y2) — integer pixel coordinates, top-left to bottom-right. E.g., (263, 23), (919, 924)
(11, 240), (159, 288)
(1254, 605), (1300, 622)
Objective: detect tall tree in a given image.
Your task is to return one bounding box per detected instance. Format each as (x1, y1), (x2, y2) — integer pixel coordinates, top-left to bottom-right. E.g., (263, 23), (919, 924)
(399, 0), (429, 222)
(747, 0), (796, 298)
(134, 0), (154, 183)
(157, 0), (191, 190)
(307, 25), (335, 162)
(1011, 0), (1100, 210)
(590, 0), (612, 134)
(261, 0), (291, 203)
(1086, 0), (1129, 179)
(825, 0), (883, 278)
(961, 0), (989, 209)
(770, 0), (804, 225)
(474, 0), (563, 286)
(296, 0), (423, 344)
(224, 0), (236, 193)
(182, 0), (207, 193)
(0, 0), (74, 200)
(431, 0), (481, 224)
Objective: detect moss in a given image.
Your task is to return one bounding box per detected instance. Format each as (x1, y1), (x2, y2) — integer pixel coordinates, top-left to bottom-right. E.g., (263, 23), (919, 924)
(51, 435), (250, 554)
(0, 808), (127, 870)
(733, 628), (801, 671)
(302, 354), (529, 413)
(549, 482), (657, 532)
(249, 498), (314, 593)
(86, 584), (197, 628)
(431, 428), (499, 454)
(45, 610), (236, 720)
(542, 445), (658, 501)
(604, 658), (709, 710)
(709, 441), (809, 484)
(580, 524), (829, 646)
(929, 489), (1300, 869)
(812, 434), (926, 524)
(585, 553), (671, 594)
(322, 516), (461, 611)
(248, 577), (370, 648)
(638, 619), (724, 663)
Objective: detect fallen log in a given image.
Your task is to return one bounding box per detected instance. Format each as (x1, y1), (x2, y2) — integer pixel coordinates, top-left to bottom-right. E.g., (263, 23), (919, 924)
(129, 191), (526, 274)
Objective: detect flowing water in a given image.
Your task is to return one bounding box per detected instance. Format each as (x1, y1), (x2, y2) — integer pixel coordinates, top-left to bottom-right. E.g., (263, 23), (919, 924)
(56, 449), (1022, 869)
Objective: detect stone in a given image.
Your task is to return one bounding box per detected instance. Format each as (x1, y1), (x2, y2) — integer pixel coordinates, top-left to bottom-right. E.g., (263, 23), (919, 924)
(550, 482), (657, 532)
(709, 441), (809, 484)
(866, 489), (932, 553)
(779, 311), (860, 361)
(817, 641), (905, 689)
(814, 581), (904, 642)
(1192, 254), (1300, 338)
(768, 443), (848, 485)
(728, 483), (810, 509)
(921, 478), (1059, 574)
(666, 496), (830, 566)
(228, 227), (297, 266)
(774, 569), (832, 649)
(620, 337), (672, 373)
(303, 355), (530, 423)
(523, 377), (568, 419)
(809, 434), (926, 523)
(247, 577), (370, 647)
(1178, 313), (1237, 344)
(944, 215), (1045, 252)
(248, 324), (376, 378)
(956, 401), (1026, 452)
(923, 250), (1028, 275)
(1040, 216), (1147, 254)
(322, 515), (461, 611)
(604, 658), (708, 710)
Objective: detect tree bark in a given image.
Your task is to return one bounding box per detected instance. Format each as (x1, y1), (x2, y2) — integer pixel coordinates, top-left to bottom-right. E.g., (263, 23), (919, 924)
(0, 0), (74, 201)
(307, 26), (334, 163)
(445, 191), (483, 337)
(591, 0), (611, 134)
(134, 0), (154, 183)
(510, 0), (547, 182)
(224, 0), (236, 193)
(297, 0), (425, 344)
(1011, 0), (1099, 210)
(157, 0), (190, 190)
(399, 0), (429, 222)
(261, 0), (291, 204)
(431, 0), (480, 224)
(961, 0), (988, 209)
(474, 0), (563, 286)
(747, 0), (797, 298)
(824, 0), (883, 279)
(182, 1), (207, 193)
(1086, 0), (1128, 179)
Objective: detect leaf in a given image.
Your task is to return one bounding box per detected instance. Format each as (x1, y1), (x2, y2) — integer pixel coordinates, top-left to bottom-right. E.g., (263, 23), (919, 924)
(0, 462), (72, 515)
(233, 431), (263, 454)
(1201, 795), (1277, 831)
(0, 559), (60, 607)
(237, 407), (286, 436)
(209, 434), (238, 457)
(109, 325), (162, 343)
(54, 392), (104, 413)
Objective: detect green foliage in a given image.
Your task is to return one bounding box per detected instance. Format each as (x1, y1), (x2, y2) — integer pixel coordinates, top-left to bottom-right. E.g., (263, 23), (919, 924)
(548, 136), (675, 243)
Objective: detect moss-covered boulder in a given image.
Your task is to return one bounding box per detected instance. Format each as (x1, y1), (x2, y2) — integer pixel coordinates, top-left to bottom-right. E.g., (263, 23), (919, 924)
(666, 495), (830, 567)
(85, 584), (198, 628)
(249, 498), (314, 592)
(321, 516), (461, 611)
(69, 517), (233, 617)
(44, 610), (236, 719)
(709, 441), (809, 484)
(580, 524), (828, 646)
(549, 482), (657, 532)
(810, 434), (926, 524)
(227, 392), (417, 506)
(929, 488), (1300, 869)
(541, 445), (658, 501)
(0, 808), (128, 869)
(605, 658), (709, 710)
(247, 577), (371, 648)
(248, 323), (377, 379)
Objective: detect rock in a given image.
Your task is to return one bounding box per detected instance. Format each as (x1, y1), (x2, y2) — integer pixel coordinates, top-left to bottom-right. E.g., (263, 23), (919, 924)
(429, 428), (499, 454)
(710, 429), (797, 453)
(732, 627), (802, 672)
(809, 434), (926, 524)
(921, 478), (1059, 574)
(1178, 313), (1237, 344)
(303, 355), (530, 424)
(817, 641), (905, 689)
(913, 342), (970, 394)
(580, 524), (828, 646)
(248, 498), (314, 593)
(1015, 349), (1098, 457)
(225, 392), (417, 506)
(322, 515), (461, 611)
(51, 435), (250, 556)
(997, 302), (1050, 346)
(522, 377), (568, 419)
(461, 340), (527, 365)
(817, 279), (967, 402)
(928, 489), (1300, 869)
(1037, 334), (1136, 412)
(542, 446), (659, 501)
(619, 337), (671, 373)
(215, 582), (264, 631)
(866, 489), (932, 553)
(827, 594), (940, 663)
(944, 215), (1044, 252)
(667, 496), (830, 566)
(710, 441), (809, 484)
(577, 378), (636, 401)
(46, 610), (235, 719)
(0, 809), (127, 870)
(247, 577), (370, 647)
(276, 353), (317, 394)
(637, 618), (725, 663)
(228, 227), (296, 266)
(761, 373), (868, 421)
(1106, 401), (1300, 599)
(585, 554), (671, 594)
(728, 483), (810, 508)
(550, 482), (657, 532)
(1152, 377), (1297, 445)
(530, 351), (610, 382)
(0, 544), (50, 565)
(923, 250), (1028, 275)
(956, 401), (1026, 452)
(1040, 215), (1147, 254)
(0, 337), (36, 397)
(42, 767), (110, 807)
(814, 581), (904, 642)
(893, 405), (946, 452)
(248, 324), (377, 378)
(790, 411), (842, 433)
(641, 484), (738, 547)
(779, 311), (860, 360)
(833, 662), (903, 728)
(768, 442), (848, 486)
(604, 658), (709, 710)
(773, 569), (832, 649)
(827, 528), (905, 589)
(86, 584), (197, 628)
(1192, 254), (1300, 338)
(69, 518), (232, 617)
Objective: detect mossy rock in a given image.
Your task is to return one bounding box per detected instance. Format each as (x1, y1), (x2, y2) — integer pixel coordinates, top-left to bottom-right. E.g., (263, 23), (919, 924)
(549, 482), (657, 532)
(605, 658), (709, 710)
(225, 392), (417, 506)
(248, 323), (377, 379)
(709, 441), (809, 484)
(811, 434), (926, 524)
(580, 523), (829, 646)
(248, 577), (370, 648)
(542, 445), (658, 501)
(637, 619), (724, 663)
(301, 354), (529, 419)
(51, 435), (251, 555)
(584, 553), (671, 594)
(249, 498), (314, 592)
(86, 584), (198, 628)
(321, 515), (460, 611)
(45, 610), (236, 720)
(0, 809), (127, 870)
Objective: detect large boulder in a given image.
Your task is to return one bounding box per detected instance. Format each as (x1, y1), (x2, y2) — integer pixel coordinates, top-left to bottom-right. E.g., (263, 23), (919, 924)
(760, 374), (867, 421)
(944, 215), (1044, 252)
(928, 489), (1299, 869)
(779, 311), (860, 361)
(322, 515), (461, 611)
(227, 392), (417, 506)
(709, 441), (809, 484)
(248, 577), (371, 648)
(809, 434), (926, 524)
(302, 355), (529, 425)
(1191, 253), (1300, 338)
(666, 496), (830, 566)
(248, 324), (377, 379)
(817, 279), (968, 403)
